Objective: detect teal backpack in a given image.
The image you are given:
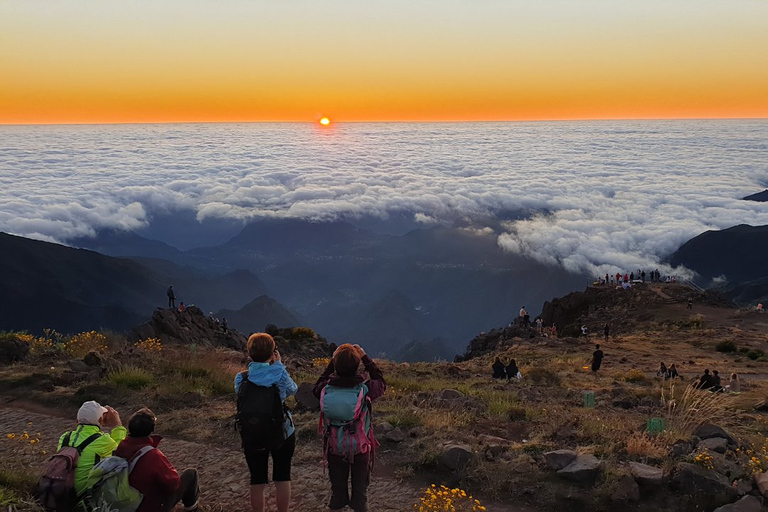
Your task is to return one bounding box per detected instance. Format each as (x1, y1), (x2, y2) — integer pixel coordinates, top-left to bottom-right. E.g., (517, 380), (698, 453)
(78, 446), (153, 512)
(319, 384), (378, 462)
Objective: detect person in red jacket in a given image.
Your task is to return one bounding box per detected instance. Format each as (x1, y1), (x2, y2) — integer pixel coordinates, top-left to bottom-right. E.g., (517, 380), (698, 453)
(114, 408), (200, 512)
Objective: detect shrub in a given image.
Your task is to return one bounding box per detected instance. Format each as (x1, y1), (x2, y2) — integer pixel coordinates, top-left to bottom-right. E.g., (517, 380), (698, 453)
(623, 369), (646, 383)
(715, 340), (737, 353)
(134, 337), (163, 353)
(527, 367), (562, 386)
(626, 433), (667, 459)
(747, 349), (764, 360)
(386, 410), (422, 429)
(414, 485), (486, 511)
(291, 327), (315, 339)
(107, 367), (153, 390)
(63, 331), (107, 358)
(687, 314), (706, 329)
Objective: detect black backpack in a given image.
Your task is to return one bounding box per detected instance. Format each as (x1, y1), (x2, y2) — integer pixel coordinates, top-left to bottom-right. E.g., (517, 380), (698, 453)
(235, 371), (287, 451)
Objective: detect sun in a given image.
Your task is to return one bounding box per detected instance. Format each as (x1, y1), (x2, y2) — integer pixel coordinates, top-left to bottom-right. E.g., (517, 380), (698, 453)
(319, 117), (331, 126)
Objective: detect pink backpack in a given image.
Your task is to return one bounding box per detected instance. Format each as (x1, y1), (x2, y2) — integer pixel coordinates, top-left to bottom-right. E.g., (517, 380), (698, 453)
(34, 431), (101, 511)
(318, 384), (378, 465)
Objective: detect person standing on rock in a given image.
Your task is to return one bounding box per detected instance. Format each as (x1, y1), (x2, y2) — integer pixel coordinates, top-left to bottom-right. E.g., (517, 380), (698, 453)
(235, 333), (298, 512)
(313, 344), (386, 512)
(591, 344), (604, 375)
(167, 286), (176, 309)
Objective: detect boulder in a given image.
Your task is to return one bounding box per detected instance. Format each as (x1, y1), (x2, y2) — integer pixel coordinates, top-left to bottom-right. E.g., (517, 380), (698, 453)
(672, 440), (693, 458)
(670, 462), (738, 507)
(544, 450), (578, 470)
(755, 399), (768, 413)
(83, 350), (107, 367)
(439, 389), (464, 400)
(712, 495), (762, 512)
(695, 424), (738, 446)
(628, 461), (664, 486)
(66, 359), (91, 373)
(0, 336), (29, 364)
(383, 428), (406, 443)
(756, 471), (768, 497)
(700, 437), (728, 454)
(612, 394), (640, 409)
(377, 421), (395, 434)
(294, 382), (320, 411)
(557, 454), (601, 484)
(440, 445), (473, 471)
(611, 475), (640, 502)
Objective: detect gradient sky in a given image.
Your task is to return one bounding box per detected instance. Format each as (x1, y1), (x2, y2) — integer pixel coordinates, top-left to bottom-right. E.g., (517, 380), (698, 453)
(2, 0), (767, 123)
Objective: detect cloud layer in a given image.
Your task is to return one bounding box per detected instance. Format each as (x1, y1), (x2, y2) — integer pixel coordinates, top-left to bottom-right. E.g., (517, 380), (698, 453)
(2, 121), (768, 276)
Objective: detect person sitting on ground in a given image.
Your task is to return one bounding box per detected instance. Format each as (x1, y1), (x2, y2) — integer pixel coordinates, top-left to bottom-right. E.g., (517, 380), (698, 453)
(591, 344), (604, 375)
(114, 408), (200, 512)
(581, 325), (589, 337)
(505, 359), (521, 381)
(492, 357), (506, 379)
(235, 333), (298, 512)
(711, 369), (723, 392)
(313, 344), (386, 512)
(657, 361), (668, 378)
(58, 401), (127, 497)
(178, 302), (186, 313)
(667, 363), (680, 379)
(697, 369), (714, 390)
(726, 373), (741, 393)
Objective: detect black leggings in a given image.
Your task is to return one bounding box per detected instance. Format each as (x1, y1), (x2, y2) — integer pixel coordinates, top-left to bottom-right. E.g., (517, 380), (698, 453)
(244, 434), (296, 485)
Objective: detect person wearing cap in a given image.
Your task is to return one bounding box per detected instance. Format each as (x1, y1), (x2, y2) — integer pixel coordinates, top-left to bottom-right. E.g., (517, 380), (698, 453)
(114, 408), (200, 512)
(57, 400), (126, 496)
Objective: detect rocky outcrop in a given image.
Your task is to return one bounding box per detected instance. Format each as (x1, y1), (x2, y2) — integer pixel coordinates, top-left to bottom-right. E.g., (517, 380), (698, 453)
(130, 306), (247, 351)
(611, 475), (640, 502)
(557, 455), (601, 484)
(0, 335), (29, 364)
(459, 326), (537, 360)
(440, 445), (473, 471)
(695, 423), (738, 447)
(670, 462), (738, 508)
(712, 495), (762, 512)
(544, 450), (578, 471)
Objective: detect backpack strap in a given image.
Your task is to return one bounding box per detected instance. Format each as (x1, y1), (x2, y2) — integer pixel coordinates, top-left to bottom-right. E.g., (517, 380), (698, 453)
(237, 370), (249, 394)
(75, 433), (103, 454)
(62, 431), (73, 448)
(128, 446), (154, 473)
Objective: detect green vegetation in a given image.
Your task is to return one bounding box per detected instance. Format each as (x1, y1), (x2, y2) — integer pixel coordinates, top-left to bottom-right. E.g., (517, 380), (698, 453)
(107, 367), (153, 390)
(716, 340), (737, 352)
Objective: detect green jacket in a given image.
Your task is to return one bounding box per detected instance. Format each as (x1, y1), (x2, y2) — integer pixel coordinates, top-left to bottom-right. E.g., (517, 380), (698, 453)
(57, 423), (127, 495)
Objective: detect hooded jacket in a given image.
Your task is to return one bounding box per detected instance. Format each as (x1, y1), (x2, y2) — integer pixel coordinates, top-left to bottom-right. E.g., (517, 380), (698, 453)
(113, 435), (179, 512)
(234, 361), (298, 437)
(57, 424), (127, 496)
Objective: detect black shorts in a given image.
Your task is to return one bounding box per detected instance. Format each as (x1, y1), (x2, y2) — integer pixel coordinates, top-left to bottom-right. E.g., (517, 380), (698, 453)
(244, 434), (296, 485)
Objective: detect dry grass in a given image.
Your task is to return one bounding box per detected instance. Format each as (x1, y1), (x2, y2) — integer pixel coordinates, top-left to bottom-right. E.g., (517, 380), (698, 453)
(626, 432), (668, 460)
(661, 381), (739, 440)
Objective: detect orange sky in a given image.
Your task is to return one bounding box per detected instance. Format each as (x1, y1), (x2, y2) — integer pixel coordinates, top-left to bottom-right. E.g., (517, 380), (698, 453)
(2, 0), (767, 124)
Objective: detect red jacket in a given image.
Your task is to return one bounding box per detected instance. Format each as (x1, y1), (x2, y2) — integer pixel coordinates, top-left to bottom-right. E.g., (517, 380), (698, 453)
(114, 435), (180, 512)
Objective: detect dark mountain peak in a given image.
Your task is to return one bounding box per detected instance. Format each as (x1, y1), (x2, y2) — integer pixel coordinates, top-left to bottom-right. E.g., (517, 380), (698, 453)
(215, 294), (301, 334)
(743, 190), (768, 202)
(223, 218), (379, 252)
(69, 228), (183, 260)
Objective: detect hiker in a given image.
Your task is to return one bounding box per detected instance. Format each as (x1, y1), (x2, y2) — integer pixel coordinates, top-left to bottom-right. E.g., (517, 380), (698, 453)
(591, 344), (604, 375)
(235, 333), (298, 512)
(667, 363), (680, 379)
(581, 325), (589, 337)
(758, 303), (764, 312)
(603, 324), (610, 341)
(657, 362), (668, 378)
(726, 373), (741, 392)
(167, 286), (176, 309)
(178, 302), (186, 313)
(696, 369), (714, 390)
(112, 408), (199, 512)
(551, 324), (557, 338)
(492, 357), (506, 379)
(535, 317), (543, 332)
(37, 401), (126, 507)
(687, 298), (693, 310)
(222, 317), (228, 333)
(519, 306), (529, 327)
(711, 370), (723, 392)
(505, 359), (521, 381)
(313, 344), (386, 512)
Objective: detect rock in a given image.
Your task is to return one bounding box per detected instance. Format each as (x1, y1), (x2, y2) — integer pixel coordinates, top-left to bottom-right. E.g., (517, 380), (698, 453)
(756, 471), (768, 497)
(383, 428), (406, 443)
(700, 437), (729, 454)
(611, 475), (640, 502)
(557, 454), (601, 484)
(639, 396), (658, 408)
(670, 462), (738, 507)
(294, 382), (320, 411)
(612, 394), (639, 409)
(377, 421), (395, 434)
(695, 424), (738, 446)
(755, 399), (768, 412)
(672, 440), (693, 458)
(66, 359), (91, 373)
(439, 389), (464, 400)
(735, 479), (753, 496)
(544, 449), (578, 470)
(628, 461), (664, 486)
(0, 336), (29, 364)
(440, 445), (473, 471)
(712, 495), (762, 512)
(83, 350), (107, 367)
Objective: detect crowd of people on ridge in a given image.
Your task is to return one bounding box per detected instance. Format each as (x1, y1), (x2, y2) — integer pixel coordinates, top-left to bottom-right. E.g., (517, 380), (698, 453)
(34, 333), (385, 512)
(594, 268), (678, 287)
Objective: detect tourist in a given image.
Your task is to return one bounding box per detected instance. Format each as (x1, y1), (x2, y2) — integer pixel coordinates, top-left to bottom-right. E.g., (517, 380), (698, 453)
(726, 373), (741, 392)
(535, 317), (543, 332)
(667, 363), (680, 379)
(492, 357), (506, 379)
(696, 369), (714, 390)
(519, 306), (530, 327)
(551, 324), (558, 338)
(235, 333), (298, 512)
(591, 344), (604, 375)
(581, 325), (589, 337)
(113, 408), (200, 512)
(506, 359), (522, 381)
(222, 317), (228, 333)
(657, 362), (668, 378)
(687, 298), (693, 310)
(178, 302), (186, 313)
(603, 324), (610, 341)
(314, 344), (386, 512)
(58, 401), (126, 497)
(167, 285), (176, 309)
(711, 370), (723, 392)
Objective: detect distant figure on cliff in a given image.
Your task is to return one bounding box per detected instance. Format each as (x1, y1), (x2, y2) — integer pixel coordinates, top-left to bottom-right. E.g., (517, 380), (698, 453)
(641, 271), (646, 282)
(581, 325), (589, 337)
(535, 317), (543, 332)
(506, 359), (521, 381)
(178, 302), (186, 313)
(519, 306), (529, 327)
(167, 286), (176, 309)
(221, 317), (228, 334)
(603, 324), (610, 341)
(492, 357), (506, 379)
(551, 324), (557, 337)
(687, 298), (693, 310)
(591, 344), (604, 374)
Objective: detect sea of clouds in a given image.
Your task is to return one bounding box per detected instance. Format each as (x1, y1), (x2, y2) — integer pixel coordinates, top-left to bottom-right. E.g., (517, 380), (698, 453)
(2, 120), (768, 277)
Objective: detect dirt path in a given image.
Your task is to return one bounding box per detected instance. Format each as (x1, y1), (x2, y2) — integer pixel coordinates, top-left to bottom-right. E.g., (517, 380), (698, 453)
(0, 405), (423, 512)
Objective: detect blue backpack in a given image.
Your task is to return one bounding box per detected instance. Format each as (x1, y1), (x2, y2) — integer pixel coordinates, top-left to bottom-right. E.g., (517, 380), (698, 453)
(319, 384), (378, 462)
